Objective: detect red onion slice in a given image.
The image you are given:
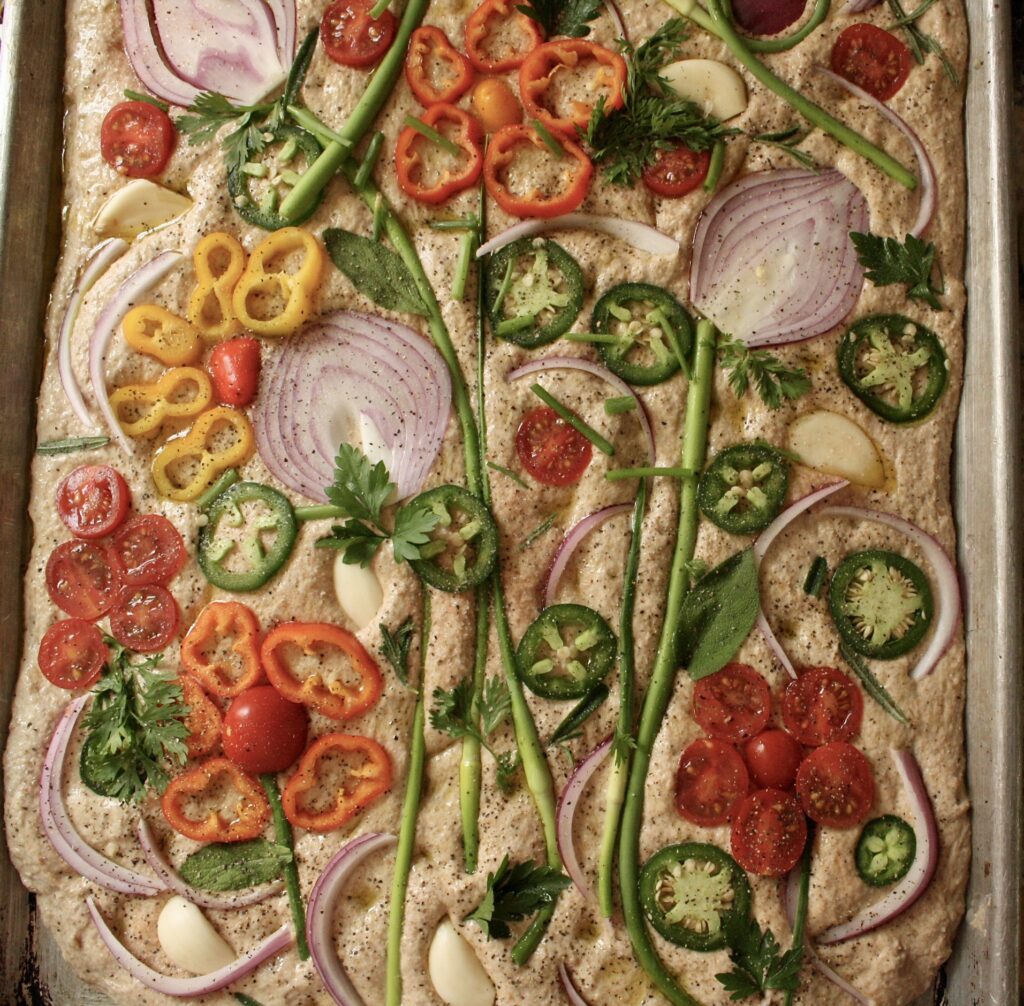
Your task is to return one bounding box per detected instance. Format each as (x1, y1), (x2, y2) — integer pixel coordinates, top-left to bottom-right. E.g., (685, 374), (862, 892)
(40, 696), (165, 896)
(691, 169), (868, 347)
(819, 505), (960, 680)
(558, 962), (594, 1006)
(753, 481), (850, 678)
(136, 818), (283, 910)
(842, 0), (881, 12)
(545, 504), (633, 607)
(477, 214), (680, 259)
(818, 749), (939, 944)
(732, 0), (807, 35)
(556, 736), (613, 898)
(603, 0), (629, 42)
(506, 357), (656, 465)
(58, 239), (129, 431)
(307, 833), (396, 1006)
(90, 249), (184, 452)
(816, 66), (936, 238)
(88, 896), (292, 996)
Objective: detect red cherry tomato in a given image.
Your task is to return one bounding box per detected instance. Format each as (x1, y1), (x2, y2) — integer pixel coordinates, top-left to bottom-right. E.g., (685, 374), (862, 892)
(56, 465), (131, 540)
(209, 336), (261, 407)
(781, 666), (863, 747)
(693, 663), (772, 743)
(107, 514), (186, 587)
(674, 737), (750, 827)
(730, 788), (808, 876)
(100, 101), (176, 178)
(642, 144), (711, 198)
(731, 0), (807, 36)
(222, 686), (309, 774)
(831, 23), (913, 102)
(108, 584), (180, 653)
(321, 0), (397, 68)
(743, 729), (804, 791)
(37, 619), (109, 689)
(45, 540), (122, 620)
(515, 405), (593, 487)
(795, 741), (876, 829)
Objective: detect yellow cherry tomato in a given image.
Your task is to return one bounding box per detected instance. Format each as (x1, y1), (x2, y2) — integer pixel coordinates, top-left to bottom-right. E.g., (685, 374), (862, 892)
(470, 78), (523, 133)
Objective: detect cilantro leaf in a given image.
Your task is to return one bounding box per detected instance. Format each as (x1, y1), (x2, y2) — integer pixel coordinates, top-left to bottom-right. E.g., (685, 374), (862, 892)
(326, 443), (395, 525)
(431, 678), (514, 788)
(715, 915), (803, 999)
(391, 504), (441, 563)
(431, 680), (477, 742)
(517, 0), (602, 38)
(494, 750), (520, 794)
(466, 855), (571, 939)
(850, 231), (945, 311)
(379, 617), (416, 688)
(480, 676), (512, 736)
(314, 518), (387, 567)
(717, 333), (811, 410)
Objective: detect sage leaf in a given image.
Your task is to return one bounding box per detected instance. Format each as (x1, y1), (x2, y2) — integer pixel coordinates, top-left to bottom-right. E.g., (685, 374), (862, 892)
(178, 838), (292, 891)
(323, 228), (427, 316)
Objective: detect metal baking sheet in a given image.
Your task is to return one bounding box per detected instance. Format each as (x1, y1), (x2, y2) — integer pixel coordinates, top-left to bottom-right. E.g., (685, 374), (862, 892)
(0, 1), (1017, 1003)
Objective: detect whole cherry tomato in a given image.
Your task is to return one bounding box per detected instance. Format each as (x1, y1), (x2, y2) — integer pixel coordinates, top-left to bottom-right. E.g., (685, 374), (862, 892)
(223, 686), (309, 774)
(209, 336), (261, 407)
(743, 729), (804, 791)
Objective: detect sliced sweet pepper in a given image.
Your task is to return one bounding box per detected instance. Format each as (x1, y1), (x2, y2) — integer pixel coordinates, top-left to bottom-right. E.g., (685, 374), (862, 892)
(108, 366), (213, 439)
(161, 756), (270, 842)
(231, 227), (325, 337)
(122, 305), (203, 365)
(261, 621), (383, 722)
(405, 26), (475, 106)
(187, 232), (247, 343)
(465, 0), (543, 73)
(484, 123), (594, 218)
(181, 601), (264, 698)
(395, 104), (485, 206)
(281, 733), (391, 833)
(179, 675), (223, 759)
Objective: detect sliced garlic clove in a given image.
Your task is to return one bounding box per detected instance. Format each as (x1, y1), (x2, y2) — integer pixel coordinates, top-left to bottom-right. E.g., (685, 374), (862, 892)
(93, 179), (192, 240)
(661, 59), (748, 121)
(787, 410), (886, 489)
(156, 896), (236, 975)
(428, 918), (495, 1006)
(333, 551), (384, 631)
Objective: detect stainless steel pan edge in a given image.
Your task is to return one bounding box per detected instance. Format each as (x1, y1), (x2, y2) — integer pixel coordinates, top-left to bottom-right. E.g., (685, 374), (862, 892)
(0, 1), (1017, 1004)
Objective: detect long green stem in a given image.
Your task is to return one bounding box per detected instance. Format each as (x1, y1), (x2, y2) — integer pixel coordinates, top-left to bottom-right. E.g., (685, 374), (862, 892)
(719, 0), (831, 53)
(784, 829), (813, 1006)
(385, 593), (431, 1006)
(618, 321), (717, 1006)
(259, 774), (308, 961)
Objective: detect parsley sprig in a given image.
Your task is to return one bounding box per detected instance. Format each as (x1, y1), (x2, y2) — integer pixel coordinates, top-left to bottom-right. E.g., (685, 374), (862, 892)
(517, 0), (602, 38)
(466, 855), (571, 939)
(715, 916), (804, 1000)
(717, 333), (811, 410)
(850, 231), (945, 311)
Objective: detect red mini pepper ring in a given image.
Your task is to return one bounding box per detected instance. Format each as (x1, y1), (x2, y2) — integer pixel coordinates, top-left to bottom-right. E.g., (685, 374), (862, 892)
(260, 621), (383, 721)
(465, 0), (544, 73)
(484, 123), (594, 218)
(179, 675), (223, 760)
(519, 39), (628, 134)
(161, 757), (270, 842)
(395, 103), (485, 206)
(180, 601), (264, 699)
(405, 26), (476, 106)
(281, 733), (392, 833)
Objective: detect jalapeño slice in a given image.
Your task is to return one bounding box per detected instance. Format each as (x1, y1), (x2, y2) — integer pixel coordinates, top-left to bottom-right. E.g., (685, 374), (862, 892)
(855, 815), (916, 887)
(591, 282), (694, 386)
(516, 604), (616, 700)
(639, 843), (751, 952)
(838, 314), (948, 424)
(197, 481), (298, 592)
(407, 486), (498, 593)
(829, 549), (934, 659)
(697, 444), (789, 535)
(484, 238), (584, 348)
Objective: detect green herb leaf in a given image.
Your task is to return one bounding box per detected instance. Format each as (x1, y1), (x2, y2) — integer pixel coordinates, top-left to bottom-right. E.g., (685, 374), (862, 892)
(36, 435), (110, 456)
(519, 513), (558, 552)
(391, 504), (442, 563)
(840, 641), (910, 725)
(178, 839), (293, 892)
(517, 0), (602, 37)
(431, 680), (476, 742)
(325, 443), (394, 526)
(850, 231), (945, 311)
(379, 617), (416, 688)
(314, 518), (388, 566)
(466, 855), (571, 939)
(495, 750), (520, 794)
(123, 89), (170, 112)
(283, 28), (319, 109)
(480, 676), (512, 736)
(678, 549), (760, 681)
(717, 333), (811, 410)
(751, 125), (819, 170)
(715, 915), (803, 999)
(885, 0), (959, 84)
(323, 228), (428, 316)
(487, 461), (530, 490)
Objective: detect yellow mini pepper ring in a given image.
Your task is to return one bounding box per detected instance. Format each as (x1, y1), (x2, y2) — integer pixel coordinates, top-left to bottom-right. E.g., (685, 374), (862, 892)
(122, 305), (203, 366)
(188, 232), (247, 343)
(109, 366), (214, 439)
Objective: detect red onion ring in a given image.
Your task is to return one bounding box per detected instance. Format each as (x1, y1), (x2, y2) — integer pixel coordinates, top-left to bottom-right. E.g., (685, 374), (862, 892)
(136, 818), (283, 911)
(477, 214), (679, 259)
(815, 66), (936, 238)
(556, 736), (613, 899)
(842, 0), (882, 12)
(818, 749), (939, 944)
(819, 505), (960, 681)
(558, 962), (594, 1006)
(87, 896), (292, 996)
(505, 357), (656, 465)
(58, 238), (129, 431)
(40, 696), (165, 897)
(307, 832), (397, 1006)
(89, 249), (184, 453)
(753, 481), (850, 678)
(603, 0), (629, 43)
(545, 504), (633, 607)
(690, 169), (868, 347)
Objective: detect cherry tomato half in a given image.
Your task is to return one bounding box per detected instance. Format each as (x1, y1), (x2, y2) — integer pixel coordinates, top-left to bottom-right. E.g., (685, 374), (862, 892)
(107, 514), (186, 587)
(321, 0), (397, 68)
(100, 101), (176, 178)
(37, 618), (109, 689)
(515, 405), (593, 487)
(209, 336), (261, 407)
(781, 666), (863, 747)
(693, 663), (772, 743)
(730, 788), (808, 876)
(642, 144), (711, 198)
(796, 741), (875, 829)
(675, 737), (750, 827)
(222, 686), (309, 774)
(45, 540), (122, 620)
(831, 23), (913, 102)
(108, 584), (180, 653)
(56, 465), (131, 540)
(743, 729), (804, 791)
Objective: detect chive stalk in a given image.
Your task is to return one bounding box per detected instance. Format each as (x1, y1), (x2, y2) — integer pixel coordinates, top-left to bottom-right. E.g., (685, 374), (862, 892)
(564, 331), (621, 345)
(604, 395), (637, 415)
(784, 829), (813, 1006)
(606, 466), (695, 481)
(430, 216), (479, 230)
(403, 115), (463, 157)
(496, 314), (536, 336)
(286, 105), (353, 149)
(354, 131), (385, 188)
(487, 461), (530, 490)
(490, 258), (515, 316)
(531, 118), (565, 158)
(703, 138), (726, 192)
(196, 469), (239, 511)
(294, 503), (345, 522)
(519, 513), (558, 552)
(531, 384), (615, 457)
(259, 775), (309, 961)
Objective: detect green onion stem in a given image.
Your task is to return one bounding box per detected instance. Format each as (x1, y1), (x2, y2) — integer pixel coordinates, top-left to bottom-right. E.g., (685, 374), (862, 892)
(703, 138), (726, 192)
(604, 395), (637, 415)
(287, 105), (352, 149)
(531, 384), (615, 457)
(496, 314), (536, 336)
(491, 258), (515, 316)
(259, 774), (309, 961)
(784, 828), (813, 1006)
(452, 231), (477, 301)
(370, 0), (390, 17)
(430, 216), (479, 230)
(403, 114), (463, 157)
(564, 331), (621, 344)
(294, 504), (346, 522)
(606, 466), (695, 481)
(354, 131), (385, 188)
(372, 191), (386, 242)
(196, 469), (239, 511)
(531, 118), (565, 158)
